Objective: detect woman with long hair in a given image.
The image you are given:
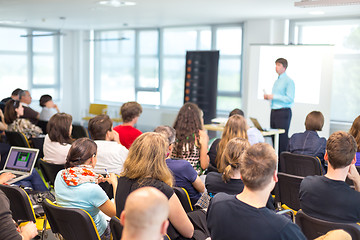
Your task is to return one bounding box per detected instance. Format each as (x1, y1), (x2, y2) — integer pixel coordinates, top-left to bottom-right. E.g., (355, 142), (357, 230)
(208, 114), (248, 172)
(4, 99), (42, 138)
(43, 113), (73, 164)
(171, 102), (209, 174)
(54, 138), (116, 240)
(349, 115), (360, 163)
(114, 132), (203, 239)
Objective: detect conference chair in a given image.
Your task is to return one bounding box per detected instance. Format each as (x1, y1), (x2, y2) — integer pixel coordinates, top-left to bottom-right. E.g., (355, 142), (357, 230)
(71, 124), (89, 139)
(276, 172), (304, 212)
(38, 159), (65, 190)
(37, 120), (48, 134)
(82, 103), (108, 121)
(296, 210), (360, 240)
(5, 131), (31, 148)
(279, 152), (323, 177)
(173, 187), (193, 213)
(42, 199), (101, 240)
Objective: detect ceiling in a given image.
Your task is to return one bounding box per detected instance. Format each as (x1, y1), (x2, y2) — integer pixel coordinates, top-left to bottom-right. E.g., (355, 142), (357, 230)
(0, 0), (360, 30)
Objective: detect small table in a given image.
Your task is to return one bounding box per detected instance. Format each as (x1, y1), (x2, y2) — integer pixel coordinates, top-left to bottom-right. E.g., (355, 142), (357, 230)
(204, 124), (285, 155)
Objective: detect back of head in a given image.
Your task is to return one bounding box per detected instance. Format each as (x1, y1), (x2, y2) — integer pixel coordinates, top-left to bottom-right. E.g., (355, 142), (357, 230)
(122, 187), (169, 238)
(47, 113), (73, 144)
(154, 125), (176, 145)
(220, 138), (250, 182)
(39, 94), (52, 107)
(326, 131), (357, 169)
(305, 111), (324, 131)
(240, 143), (277, 191)
(349, 115), (360, 151)
(121, 101), (143, 123)
(11, 88), (23, 97)
(275, 58), (288, 69)
(216, 115), (248, 168)
(4, 99), (19, 124)
(65, 138), (97, 168)
(229, 108), (244, 118)
(88, 114), (112, 140)
(121, 132), (173, 187)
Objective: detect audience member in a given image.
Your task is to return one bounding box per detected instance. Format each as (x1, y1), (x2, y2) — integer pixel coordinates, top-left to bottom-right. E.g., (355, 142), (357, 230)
(19, 90), (39, 124)
(43, 113), (73, 164)
(88, 114), (128, 175)
(349, 115), (360, 166)
(0, 109), (11, 169)
(288, 111), (326, 169)
(299, 131), (360, 223)
(54, 138), (116, 240)
(39, 94), (60, 121)
(113, 101), (143, 149)
(120, 187), (169, 240)
(4, 99), (42, 139)
(0, 88), (23, 112)
(208, 114), (248, 172)
(113, 132), (209, 239)
(207, 143), (306, 240)
(154, 125), (205, 206)
(229, 108), (265, 145)
(171, 102), (209, 174)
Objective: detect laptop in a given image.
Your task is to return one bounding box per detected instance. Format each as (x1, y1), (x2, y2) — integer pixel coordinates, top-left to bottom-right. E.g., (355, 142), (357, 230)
(250, 117), (269, 132)
(0, 147), (39, 184)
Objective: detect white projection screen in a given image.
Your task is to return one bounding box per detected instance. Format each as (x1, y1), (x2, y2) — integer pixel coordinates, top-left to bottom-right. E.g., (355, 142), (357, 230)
(245, 45), (334, 138)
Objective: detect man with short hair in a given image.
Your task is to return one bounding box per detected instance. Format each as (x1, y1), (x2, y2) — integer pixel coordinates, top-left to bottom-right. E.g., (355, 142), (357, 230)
(207, 143), (306, 240)
(120, 187), (169, 240)
(19, 90), (40, 124)
(300, 131), (360, 223)
(114, 101), (143, 149)
(88, 114), (128, 175)
(0, 88), (23, 112)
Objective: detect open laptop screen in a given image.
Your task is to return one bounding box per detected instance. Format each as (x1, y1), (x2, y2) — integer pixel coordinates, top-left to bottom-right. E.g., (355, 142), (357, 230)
(4, 147), (38, 173)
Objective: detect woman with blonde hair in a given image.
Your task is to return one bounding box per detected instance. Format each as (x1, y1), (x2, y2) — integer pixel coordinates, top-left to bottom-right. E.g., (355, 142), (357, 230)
(208, 114), (248, 172)
(171, 102), (209, 174)
(113, 132), (209, 240)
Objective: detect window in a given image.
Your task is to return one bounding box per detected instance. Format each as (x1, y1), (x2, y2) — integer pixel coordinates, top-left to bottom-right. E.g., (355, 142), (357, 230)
(0, 27), (60, 101)
(291, 20), (360, 122)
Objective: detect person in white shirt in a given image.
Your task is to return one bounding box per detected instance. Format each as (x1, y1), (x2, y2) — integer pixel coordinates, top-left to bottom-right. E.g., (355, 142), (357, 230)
(43, 113), (73, 164)
(39, 94), (60, 121)
(88, 114), (128, 175)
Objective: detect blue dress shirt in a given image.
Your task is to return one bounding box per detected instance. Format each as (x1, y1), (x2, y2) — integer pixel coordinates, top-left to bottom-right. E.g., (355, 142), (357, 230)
(271, 72), (295, 109)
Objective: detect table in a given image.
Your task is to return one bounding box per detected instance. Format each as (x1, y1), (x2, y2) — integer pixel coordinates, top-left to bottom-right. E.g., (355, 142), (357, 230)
(204, 124), (285, 155)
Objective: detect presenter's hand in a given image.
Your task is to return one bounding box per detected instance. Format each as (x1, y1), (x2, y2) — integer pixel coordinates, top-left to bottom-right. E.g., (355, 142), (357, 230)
(264, 94), (273, 100)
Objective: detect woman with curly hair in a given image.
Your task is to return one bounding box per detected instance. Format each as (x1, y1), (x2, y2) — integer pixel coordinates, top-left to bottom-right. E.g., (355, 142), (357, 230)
(208, 114), (248, 172)
(171, 102), (209, 174)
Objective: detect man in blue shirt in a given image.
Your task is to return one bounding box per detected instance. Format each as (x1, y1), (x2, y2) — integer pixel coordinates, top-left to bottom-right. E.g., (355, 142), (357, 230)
(264, 58), (295, 155)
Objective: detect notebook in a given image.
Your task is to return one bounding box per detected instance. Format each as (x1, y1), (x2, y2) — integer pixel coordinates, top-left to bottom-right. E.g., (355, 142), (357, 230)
(0, 147), (39, 184)
(249, 117), (271, 132)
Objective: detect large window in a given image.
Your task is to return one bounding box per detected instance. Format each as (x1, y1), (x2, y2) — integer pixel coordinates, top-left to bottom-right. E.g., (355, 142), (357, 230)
(0, 27), (60, 101)
(94, 24), (243, 112)
(291, 20), (360, 122)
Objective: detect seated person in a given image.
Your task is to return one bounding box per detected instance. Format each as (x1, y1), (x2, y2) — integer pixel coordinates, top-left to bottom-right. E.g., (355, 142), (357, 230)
(114, 101), (143, 149)
(207, 143), (306, 240)
(154, 125), (205, 206)
(120, 187), (169, 240)
(88, 114), (128, 175)
(299, 131), (360, 223)
(39, 94), (60, 121)
(288, 111), (326, 169)
(19, 90), (39, 125)
(54, 138), (116, 239)
(349, 115), (360, 166)
(0, 88), (22, 112)
(43, 113), (73, 164)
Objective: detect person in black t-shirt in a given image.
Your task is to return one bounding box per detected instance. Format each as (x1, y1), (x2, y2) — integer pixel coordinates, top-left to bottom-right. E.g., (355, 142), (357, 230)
(300, 131), (360, 223)
(207, 143), (306, 240)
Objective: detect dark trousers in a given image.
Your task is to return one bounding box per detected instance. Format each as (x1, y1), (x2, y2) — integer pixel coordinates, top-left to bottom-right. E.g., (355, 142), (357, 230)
(270, 108), (292, 155)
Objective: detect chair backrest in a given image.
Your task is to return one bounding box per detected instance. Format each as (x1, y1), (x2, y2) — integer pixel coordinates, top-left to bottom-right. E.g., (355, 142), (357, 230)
(277, 172), (304, 211)
(280, 152), (322, 177)
(71, 124), (89, 139)
(296, 210), (360, 240)
(42, 199), (101, 240)
(0, 184), (36, 222)
(38, 159), (65, 188)
(37, 120), (48, 134)
(173, 187), (193, 213)
(89, 104), (108, 115)
(110, 216), (122, 240)
(5, 131), (31, 148)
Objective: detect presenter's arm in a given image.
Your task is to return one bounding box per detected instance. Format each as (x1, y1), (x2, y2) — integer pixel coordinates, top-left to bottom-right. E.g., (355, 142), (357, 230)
(272, 80), (295, 104)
